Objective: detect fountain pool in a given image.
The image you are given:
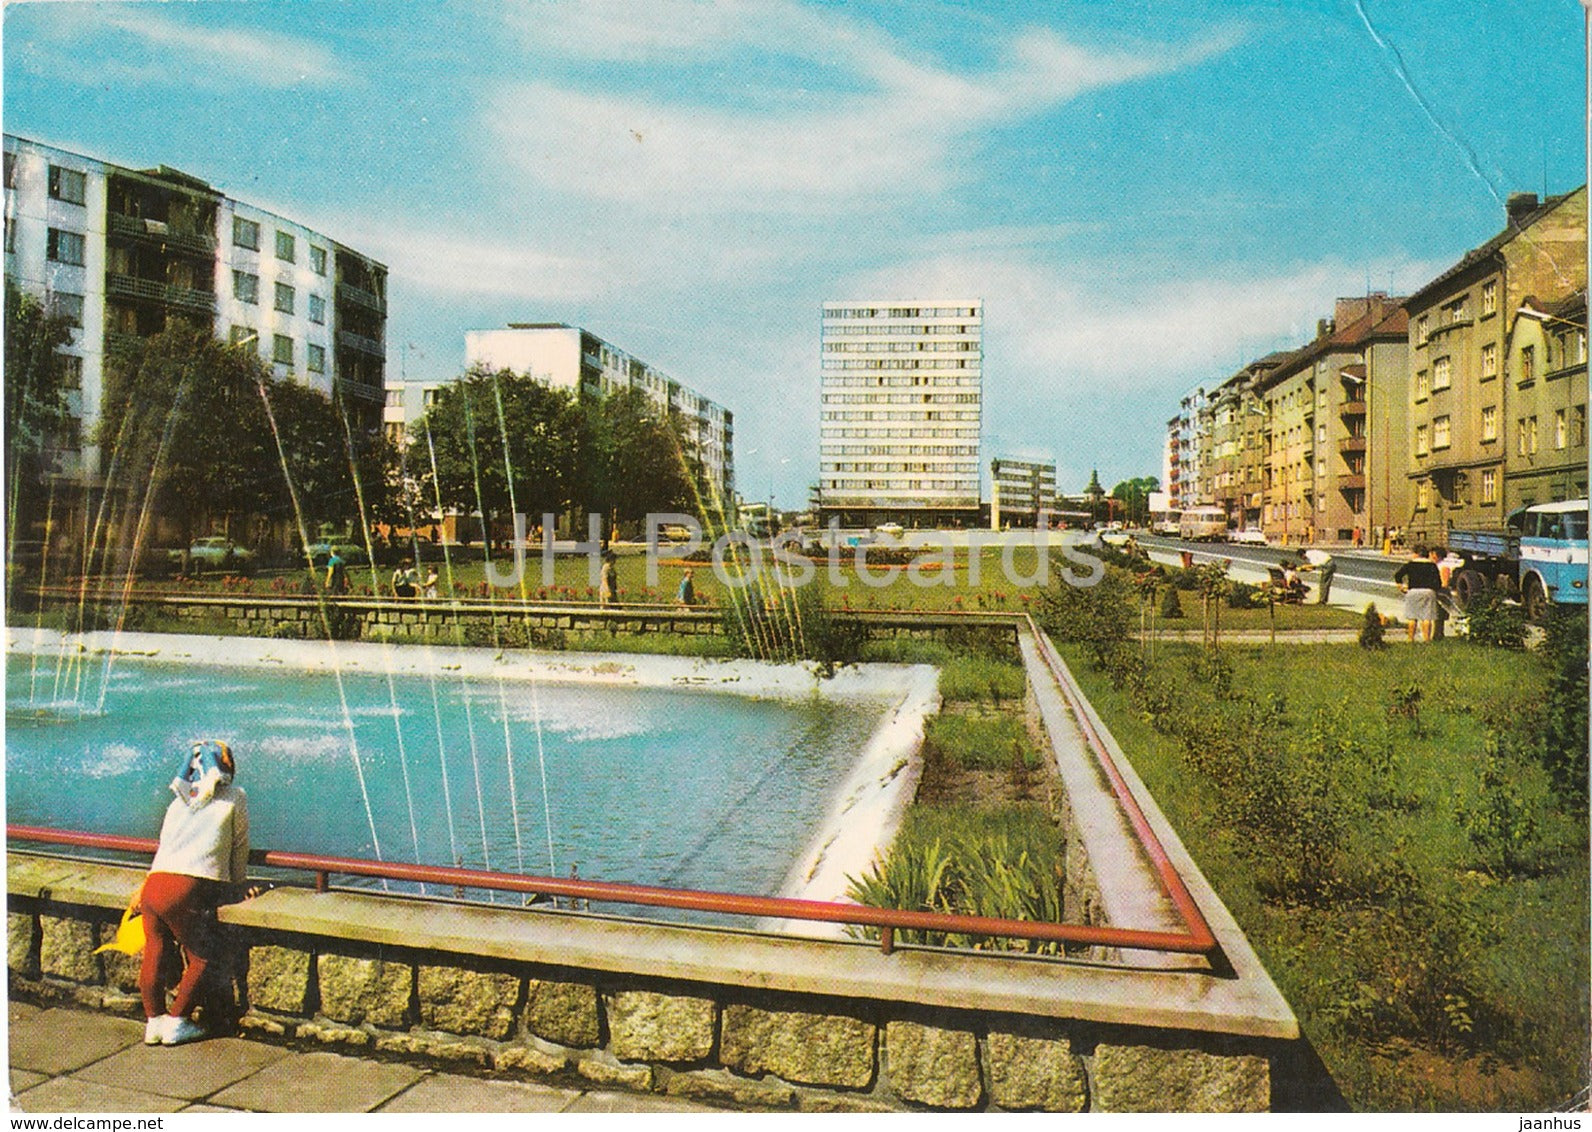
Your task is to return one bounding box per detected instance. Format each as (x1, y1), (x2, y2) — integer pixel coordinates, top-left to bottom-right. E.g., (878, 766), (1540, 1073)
(6, 633), (932, 913)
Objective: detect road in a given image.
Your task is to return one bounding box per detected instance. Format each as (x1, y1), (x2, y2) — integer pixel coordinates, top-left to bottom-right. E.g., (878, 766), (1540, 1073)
(1134, 535), (1407, 612)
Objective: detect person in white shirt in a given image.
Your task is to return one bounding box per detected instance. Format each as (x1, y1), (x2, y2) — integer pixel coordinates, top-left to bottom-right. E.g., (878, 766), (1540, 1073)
(1301, 547), (1336, 605)
(134, 740), (257, 1047)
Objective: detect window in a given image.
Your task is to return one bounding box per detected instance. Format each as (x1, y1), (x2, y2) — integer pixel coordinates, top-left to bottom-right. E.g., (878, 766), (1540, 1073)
(233, 271), (258, 304)
(1432, 356), (1451, 390)
(3, 152), (14, 188)
(1415, 370), (1429, 400)
(307, 343), (325, 373)
(1417, 480), (1430, 509)
(1481, 342), (1498, 379)
(308, 294), (326, 324)
(274, 281), (295, 314)
(272, 334), (293, 365)
(1432, 415), (1451, 449)
(1481, 469), (1497, 504)
(233, 217), (260, 250)
(1520, 345), (1535, 383)
(1528, 416), (1538, 454)
(1556, 409), (1568, 449)
(47, 228), (86, 265)
(1481, 405), (1497, 441)
(1576, 405), (1588, 448)
(3, 216), (13, 254)
(61, 355), (82, 389)
(228, 325), (255, 346)
(1416, 315), (1430, 344)
(1481, 280), (1497, 316)
(47, 165), (85, 205)
(310, 246), (327, 275)
(1416, 424), (1429, 456)
(47, 291), (83, 326)
(275, 230), (295, 262)
(1517, 419), (1527, 456)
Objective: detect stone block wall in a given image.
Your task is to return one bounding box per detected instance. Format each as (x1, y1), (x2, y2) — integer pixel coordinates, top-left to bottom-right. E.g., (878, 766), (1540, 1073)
(8, 902), (1274, 1112)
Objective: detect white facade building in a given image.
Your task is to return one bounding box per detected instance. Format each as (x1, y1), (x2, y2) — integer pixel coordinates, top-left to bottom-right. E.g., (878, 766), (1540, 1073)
(2, 134), (388, 486)
(990, 457), (1057, 529)
(463, 323), (735, 508)
(819, 301), (983, 526)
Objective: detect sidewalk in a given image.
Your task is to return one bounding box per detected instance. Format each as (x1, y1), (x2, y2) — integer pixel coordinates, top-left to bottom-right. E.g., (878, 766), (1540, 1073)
(8, 1001), (721, 1114)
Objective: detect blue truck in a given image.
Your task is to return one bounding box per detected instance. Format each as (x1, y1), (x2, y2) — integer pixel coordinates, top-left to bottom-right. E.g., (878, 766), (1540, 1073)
(1446, 499), (1588, 620)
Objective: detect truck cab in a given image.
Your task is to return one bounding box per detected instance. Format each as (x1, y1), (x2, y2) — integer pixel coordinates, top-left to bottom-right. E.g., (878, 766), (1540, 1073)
(1516, 500), (1588, 617)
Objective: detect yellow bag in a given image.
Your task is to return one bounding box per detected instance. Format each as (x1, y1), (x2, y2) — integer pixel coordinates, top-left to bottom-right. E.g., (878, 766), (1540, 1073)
(94, 902), (146, 956)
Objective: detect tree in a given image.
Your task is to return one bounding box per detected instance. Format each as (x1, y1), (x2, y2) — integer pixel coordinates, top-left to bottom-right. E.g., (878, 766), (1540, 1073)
(585, 387), (695, 535)
(1110, 476), (1160, 526)
(416, 366), (583, 539)
(4, 284), (76, 538)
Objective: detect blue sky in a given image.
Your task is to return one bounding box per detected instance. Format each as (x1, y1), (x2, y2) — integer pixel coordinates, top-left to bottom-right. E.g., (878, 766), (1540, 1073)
(4, 0), (1585, 505)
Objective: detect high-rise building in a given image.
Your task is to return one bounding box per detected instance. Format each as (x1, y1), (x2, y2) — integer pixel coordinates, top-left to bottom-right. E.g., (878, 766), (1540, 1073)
(818, 301), (982, 527)
(989, 457), (1056, 529)
(462, 323), (735, 509)
(2, 134), (389, 486)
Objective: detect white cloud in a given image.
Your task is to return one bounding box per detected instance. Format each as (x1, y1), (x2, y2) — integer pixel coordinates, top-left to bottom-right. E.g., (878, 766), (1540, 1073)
(484, 11), (1245, 214)
(13, 6), (348, 90)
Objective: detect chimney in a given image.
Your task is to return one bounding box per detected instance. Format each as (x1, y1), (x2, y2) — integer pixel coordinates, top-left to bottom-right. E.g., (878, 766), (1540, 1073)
(1316, 318), (1334, 339)
(1506, 192), (1540, 225)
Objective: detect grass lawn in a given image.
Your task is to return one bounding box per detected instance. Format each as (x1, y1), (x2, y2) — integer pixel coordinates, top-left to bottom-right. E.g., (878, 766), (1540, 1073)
(1060, 639), (1589, 1112)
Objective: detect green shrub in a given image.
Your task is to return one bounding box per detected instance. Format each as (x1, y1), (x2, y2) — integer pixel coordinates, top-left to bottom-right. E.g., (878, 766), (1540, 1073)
(1358, 603), (1387, 649)
(1159, 586), (1184, 619)
(1226, 581), (1262, 609)
(1038, 566), (1135, 663)
(1466, 591), (1526, 649)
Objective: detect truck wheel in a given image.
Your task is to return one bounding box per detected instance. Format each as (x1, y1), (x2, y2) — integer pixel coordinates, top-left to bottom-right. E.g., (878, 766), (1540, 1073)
(1523, 575), (1548, 623)
(1452, 568), (1487, 612)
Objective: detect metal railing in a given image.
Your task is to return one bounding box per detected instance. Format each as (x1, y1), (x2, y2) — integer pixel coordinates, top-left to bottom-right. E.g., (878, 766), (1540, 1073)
(8, 823), (1214, 959)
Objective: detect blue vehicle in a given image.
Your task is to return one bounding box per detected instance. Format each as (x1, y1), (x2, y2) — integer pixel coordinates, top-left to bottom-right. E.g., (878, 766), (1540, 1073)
(1447, 499), (1588, 620)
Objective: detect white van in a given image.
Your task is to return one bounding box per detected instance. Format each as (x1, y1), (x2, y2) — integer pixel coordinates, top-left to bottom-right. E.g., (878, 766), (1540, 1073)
(1179, 507), (1228, 542)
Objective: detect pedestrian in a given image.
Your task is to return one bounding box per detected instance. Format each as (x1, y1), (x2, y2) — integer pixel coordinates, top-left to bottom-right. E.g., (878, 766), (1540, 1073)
(391, 557), (419, 599)
(1302, 546), (1336, 605)
(324, 549), (348, 595)
(423, 567), (439, 600)
(1430, 547), (1453, 639)
(1353, 526), (1364, 549)
(599, 552), (619, 606)
(1393, 544), (1442, 642)
(676, 567), (696, 606)
(134, 740), (260, 1047)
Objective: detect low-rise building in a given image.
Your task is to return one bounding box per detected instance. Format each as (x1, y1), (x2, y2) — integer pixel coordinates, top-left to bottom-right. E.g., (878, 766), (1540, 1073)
(989, 457), (1057, 529)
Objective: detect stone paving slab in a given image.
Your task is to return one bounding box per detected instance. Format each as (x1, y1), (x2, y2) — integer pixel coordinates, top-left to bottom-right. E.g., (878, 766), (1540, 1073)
(375, 1072), (581, 1113)
(9, 1008), (143, 1076)
(563, 1089), (724, 1113)
(13, 1076), (188, 1114)
(8, 1002), (41, 1026)
(74, 1035), (291, 1100)
(207, 1048), (425, 1112)
(9, 1068), (47, 1095)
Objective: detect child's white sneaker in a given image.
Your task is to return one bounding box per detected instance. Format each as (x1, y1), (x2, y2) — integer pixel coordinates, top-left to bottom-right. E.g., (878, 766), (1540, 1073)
(161, 1015), (206, 1046)
(143, 1015), (170, 1045)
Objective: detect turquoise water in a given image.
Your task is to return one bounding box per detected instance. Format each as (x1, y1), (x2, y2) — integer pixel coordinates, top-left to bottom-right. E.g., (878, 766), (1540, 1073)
(5, 652), (886, 905)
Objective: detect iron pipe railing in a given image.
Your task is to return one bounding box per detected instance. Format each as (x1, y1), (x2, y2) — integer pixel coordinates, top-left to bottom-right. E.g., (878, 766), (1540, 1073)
(7, 823), (1216, 958)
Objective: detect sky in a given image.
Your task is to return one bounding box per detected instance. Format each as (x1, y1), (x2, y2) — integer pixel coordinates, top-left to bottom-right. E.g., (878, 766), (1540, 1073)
(3, 0), (1586, 507)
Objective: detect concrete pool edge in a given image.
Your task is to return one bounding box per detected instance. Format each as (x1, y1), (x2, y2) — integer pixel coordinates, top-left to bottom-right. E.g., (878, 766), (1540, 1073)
(4, 627), (924, 703)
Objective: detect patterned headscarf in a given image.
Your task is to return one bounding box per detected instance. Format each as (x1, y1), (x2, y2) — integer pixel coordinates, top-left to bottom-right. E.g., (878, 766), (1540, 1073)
(171, 739), (235, 807)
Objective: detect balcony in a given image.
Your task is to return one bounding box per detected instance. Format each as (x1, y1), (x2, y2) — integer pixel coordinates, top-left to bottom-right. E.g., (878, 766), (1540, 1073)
(107, 212), (216, 257)
(1339, 435), (1366, 455)
(1339, 398), (1367, 416)
(104, 272), (215, 313)
(1338, 473), (1366, 491)
(337, 282), (387, 314)
(337, 328), (386, 357)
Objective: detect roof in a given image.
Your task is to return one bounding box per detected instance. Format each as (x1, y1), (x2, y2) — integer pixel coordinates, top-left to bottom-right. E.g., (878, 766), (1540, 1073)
(1407, 188), (1586, 307)
(1529, 499), (1588, 513)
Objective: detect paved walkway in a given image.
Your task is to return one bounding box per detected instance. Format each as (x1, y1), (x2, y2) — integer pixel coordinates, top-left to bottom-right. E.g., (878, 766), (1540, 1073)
(8, 1001), (720, 1114)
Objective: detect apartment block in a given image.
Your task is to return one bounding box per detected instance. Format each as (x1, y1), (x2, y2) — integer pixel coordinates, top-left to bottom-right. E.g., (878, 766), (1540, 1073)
(819, 301), (982, 527)
(1255, 295), (1408, 544)
(1198, 355), (1280, 528)
(1405, 188), (1587, 542)
(990, 457), (1056, 529)
(1165, 384), (1207, 510)
(1505, 290), (1588, 507)
(463, 323), (735, 509)
(3, 134), (388, 485)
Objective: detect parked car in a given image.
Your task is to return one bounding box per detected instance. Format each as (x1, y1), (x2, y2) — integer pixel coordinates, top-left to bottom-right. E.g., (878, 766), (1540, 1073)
(875, 522), (905, 538)
(171, 537), (255, 573)
(1228, 527), (1269, 546)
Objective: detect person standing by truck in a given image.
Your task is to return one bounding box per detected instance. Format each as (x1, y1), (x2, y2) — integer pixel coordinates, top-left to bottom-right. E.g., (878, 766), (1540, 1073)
(1393, 545), (1442, 643)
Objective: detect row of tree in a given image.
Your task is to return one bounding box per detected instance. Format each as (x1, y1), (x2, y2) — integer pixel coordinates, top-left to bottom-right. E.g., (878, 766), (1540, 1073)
(4, 292), (704, 571)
